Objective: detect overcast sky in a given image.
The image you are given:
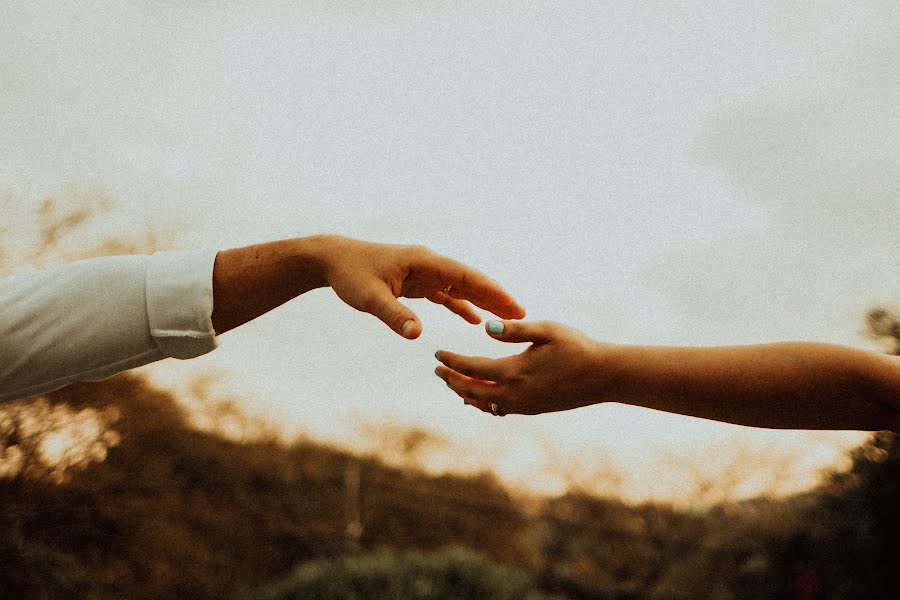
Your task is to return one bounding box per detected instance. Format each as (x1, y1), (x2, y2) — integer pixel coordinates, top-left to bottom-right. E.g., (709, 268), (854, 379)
(3, 0), (898, 502)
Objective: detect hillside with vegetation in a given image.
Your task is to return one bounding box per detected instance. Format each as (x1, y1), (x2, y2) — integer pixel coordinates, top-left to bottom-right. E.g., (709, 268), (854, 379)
(1, 363), (898, 599)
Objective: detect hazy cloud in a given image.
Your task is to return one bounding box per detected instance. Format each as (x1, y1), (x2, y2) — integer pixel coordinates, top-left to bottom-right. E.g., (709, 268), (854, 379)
(649, 3), (900, 344)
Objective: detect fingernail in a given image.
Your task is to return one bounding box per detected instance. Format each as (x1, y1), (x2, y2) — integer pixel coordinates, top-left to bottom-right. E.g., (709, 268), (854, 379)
(487, 320), (504, 334)
(401, 320), (416, 337)
(434, 351), (443, 362)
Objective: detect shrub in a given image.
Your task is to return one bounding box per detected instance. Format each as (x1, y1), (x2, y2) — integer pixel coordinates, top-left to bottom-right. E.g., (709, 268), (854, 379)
(239, 547), (560, 600)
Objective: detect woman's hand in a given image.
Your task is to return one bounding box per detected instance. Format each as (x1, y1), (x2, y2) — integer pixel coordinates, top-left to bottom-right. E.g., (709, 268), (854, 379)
(435, 319), (900, 429)
(433, 320), (619, 415)
(318, 236), (526, 339)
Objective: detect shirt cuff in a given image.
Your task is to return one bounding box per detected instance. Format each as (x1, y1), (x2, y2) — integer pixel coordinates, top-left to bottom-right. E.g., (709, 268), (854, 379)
(145, 250), (220, 359)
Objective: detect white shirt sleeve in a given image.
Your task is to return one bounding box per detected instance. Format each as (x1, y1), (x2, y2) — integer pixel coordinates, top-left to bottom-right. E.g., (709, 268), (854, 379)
(0, 250), (220, 403)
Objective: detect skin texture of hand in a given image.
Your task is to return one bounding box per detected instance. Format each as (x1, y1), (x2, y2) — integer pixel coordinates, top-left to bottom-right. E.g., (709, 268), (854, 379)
(434, 320), (612, 415)
(317, 236), (526, 338)
(211, 235), (525, 338)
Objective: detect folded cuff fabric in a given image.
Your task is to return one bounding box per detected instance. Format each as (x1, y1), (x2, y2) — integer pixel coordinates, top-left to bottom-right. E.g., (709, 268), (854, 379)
(0, 250), (220, 403)
(146, 250), (219, 359)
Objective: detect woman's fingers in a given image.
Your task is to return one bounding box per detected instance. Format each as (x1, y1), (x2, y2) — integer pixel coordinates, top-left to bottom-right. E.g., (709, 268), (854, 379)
(484, 319), (556, 344)
(434, 350), (514, 382)
(434, 365), (499, 411)
(432, 319), (562, 416)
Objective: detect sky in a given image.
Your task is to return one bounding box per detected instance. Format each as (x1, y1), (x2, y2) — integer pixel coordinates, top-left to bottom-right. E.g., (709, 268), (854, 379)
(2, 0), (898, 503)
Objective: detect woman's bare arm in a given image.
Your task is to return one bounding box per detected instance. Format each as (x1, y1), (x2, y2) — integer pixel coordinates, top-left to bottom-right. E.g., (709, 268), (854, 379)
(614, 341), (900, 430)
(435, 320), (900, 431)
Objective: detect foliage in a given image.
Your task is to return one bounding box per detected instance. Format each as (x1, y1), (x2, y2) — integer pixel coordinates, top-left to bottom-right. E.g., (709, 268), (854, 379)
(239, 547), (559, 600)
(864, 306), (900, 355)
(0, 374), (530, 599)
(4, 369), (899, 599)
(0, 188), (171, 276)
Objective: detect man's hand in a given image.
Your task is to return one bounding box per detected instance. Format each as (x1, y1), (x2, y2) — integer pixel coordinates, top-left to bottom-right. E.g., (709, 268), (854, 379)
(319, 236), (526, 339)
(211, 235), (525, 338)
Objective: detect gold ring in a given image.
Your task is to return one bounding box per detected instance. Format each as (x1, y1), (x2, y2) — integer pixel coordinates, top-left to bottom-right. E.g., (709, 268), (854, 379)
(490, 402), (504, 417)
(441, 285), (452, 295)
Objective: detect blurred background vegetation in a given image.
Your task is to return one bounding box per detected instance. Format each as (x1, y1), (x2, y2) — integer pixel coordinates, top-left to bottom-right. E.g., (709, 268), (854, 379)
(1, 194), (899, 599)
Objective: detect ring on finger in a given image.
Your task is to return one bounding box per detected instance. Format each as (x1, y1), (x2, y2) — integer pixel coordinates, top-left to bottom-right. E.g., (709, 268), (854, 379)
(441, 285), (452, 295)
(489, 402), (505, 417)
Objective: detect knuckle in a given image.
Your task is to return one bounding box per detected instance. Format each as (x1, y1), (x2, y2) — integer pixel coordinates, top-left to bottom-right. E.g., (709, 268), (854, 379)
(507, 370), (526, 385)
(448, 357), (477, 378)
(456, 364), (475, 378)
(459, 356), (478, 373)
(536, 320), (555, 332)
(508, 360), (529, 380)
(406, 244), (433, 261)
(455, 269), (473, 289)
(445, 355), (465, 372)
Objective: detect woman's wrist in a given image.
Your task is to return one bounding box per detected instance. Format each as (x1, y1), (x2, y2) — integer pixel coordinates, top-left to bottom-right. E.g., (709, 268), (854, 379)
(576, 339), (634, 409)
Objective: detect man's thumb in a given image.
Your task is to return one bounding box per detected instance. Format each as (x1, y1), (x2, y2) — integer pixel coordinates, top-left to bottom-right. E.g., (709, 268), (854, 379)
(367, 285), (421, 339)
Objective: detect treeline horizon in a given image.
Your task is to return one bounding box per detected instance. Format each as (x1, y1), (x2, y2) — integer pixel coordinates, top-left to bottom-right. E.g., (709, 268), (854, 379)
(2, 369), (898, 599)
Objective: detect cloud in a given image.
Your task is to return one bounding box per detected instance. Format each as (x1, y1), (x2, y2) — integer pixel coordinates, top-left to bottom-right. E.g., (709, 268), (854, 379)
(692, 16), (900, 236)
(645, 230), (900, 344)
(646, 5), (900, 344)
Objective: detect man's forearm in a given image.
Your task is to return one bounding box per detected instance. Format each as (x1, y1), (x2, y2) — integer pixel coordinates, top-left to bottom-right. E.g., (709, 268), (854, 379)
(210, 236), (332, 335)
(609, 342), (900, 430)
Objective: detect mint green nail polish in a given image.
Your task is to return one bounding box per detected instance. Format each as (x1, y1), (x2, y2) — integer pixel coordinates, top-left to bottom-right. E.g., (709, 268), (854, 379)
(487, 320), (504, 334)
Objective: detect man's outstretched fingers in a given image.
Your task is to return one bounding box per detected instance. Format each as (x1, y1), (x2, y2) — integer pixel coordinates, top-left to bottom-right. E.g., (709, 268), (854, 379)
(426, 291), (482, 325)
(431, 256), (526, 320)
(484, 320), (555, 344)
(446, 298), (483, 325)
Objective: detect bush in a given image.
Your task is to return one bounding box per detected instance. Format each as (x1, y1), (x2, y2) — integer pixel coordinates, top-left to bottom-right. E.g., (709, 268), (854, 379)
(239, 547), (560, 600)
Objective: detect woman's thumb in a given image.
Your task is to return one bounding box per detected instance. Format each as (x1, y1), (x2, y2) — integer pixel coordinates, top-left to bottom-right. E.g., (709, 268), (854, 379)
(484, 319), (553, 344)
